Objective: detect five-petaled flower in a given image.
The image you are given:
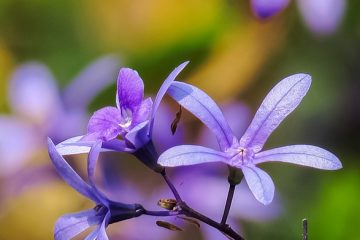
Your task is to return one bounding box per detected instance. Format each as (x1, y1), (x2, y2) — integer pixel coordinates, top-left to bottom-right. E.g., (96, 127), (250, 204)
(48, 138), (144, 240)
(159, 74), (342, 204)
(55, 62), (188, 171)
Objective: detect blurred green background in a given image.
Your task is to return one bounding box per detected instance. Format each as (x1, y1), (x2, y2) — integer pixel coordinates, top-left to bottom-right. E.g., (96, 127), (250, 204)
(0, 0), (359, 239)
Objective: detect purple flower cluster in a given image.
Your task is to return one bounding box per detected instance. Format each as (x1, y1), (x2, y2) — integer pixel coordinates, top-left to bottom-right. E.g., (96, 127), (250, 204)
(48, 62), (342, 239)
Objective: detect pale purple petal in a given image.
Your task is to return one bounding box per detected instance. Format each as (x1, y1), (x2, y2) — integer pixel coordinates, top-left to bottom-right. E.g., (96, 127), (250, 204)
(125, 120), (150, 149)
(251, 0), (290, 19)
(240, 74), (311, 152)
(0, 116), (39, 176)
(47, 138), (98, 202)
(56, 136), (132, 155)
(54, 209), (102, 240)
(88, 141), (109, 206)
(86, 106), (123, 141)
(84, 211), (110, 240)
(158, 145), (229, 167)
(131, 97), (153, 127)
(116, 68), (144, 112)
(253, 145), (342, 170)
(197, 102), (252, 150)
(242, 166), (275, 205)
(168, 81), (237, 151)
(297, 0), (346, 35)
(8, 62), (61, 126)
(148, 61), (189, 136)
(63, 55), (120, 109)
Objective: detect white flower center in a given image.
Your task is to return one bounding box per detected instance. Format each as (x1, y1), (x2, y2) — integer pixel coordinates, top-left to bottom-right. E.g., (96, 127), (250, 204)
(227, 147), (254, 167)
(119, 108), (133, 129)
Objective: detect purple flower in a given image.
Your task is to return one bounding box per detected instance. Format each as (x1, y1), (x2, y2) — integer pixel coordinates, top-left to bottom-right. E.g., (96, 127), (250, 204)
(251, 0), (346, 35)
(48, 138), (143, 240)
(251, 0), (290, 19)
(56, 62), (188, 171)
(0, 56), (119, 177)
(159, 74), (342, 204)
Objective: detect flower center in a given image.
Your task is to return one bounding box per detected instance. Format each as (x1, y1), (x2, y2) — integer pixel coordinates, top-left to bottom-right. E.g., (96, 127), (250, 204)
(119, 108), (132, 129)
(227, 147), (254, 167)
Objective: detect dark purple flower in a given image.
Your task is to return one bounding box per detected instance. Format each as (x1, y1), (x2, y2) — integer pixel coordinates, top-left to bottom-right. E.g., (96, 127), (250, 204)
(48, 138), (143, 240)
(251, 0), (290, 19)
(56, 62), (188, 171)
(159, 74), (342, 204)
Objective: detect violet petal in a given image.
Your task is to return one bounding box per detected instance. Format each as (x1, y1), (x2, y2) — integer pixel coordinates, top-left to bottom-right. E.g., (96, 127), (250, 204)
(167, 81), (237, 151)
(240, 74), (311, 152)
(148, 61), (189, 136)
(88, 141), (109, 207)
(242, 166), (275, 205)
(158, 145), (229, 167)
(131, 97), (153, 127)
(116, 68), (144, 112)
(254, 145), (342, 170)
(54, 209), (102, 240)
(86, 106), (123, 142)
(125, 120), (150, 149)
(251, 0), (290, 19)
(47, 138), (98, 202)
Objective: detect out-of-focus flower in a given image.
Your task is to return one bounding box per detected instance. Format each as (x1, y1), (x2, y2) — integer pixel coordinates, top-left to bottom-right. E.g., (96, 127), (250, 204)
(48, 139), (143, 240)
(0, 55), (120, 177)
(56, 62), (188, 171)
(159, 74), (342, 204)
(250, 0), (346, 35)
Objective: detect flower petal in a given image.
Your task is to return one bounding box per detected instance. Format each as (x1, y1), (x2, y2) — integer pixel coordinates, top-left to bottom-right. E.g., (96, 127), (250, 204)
(54, 209), (102, 240)
(85, 211), (110, 240)
(88, 141), (109, 206)
(63, 55), (120, 109)
(242, 166), (275, 205)
(47, 138), (98, 202)
(253, 145), (342, 170)
(8, 62), (61, 125)
(148, 61), (189, 136)
(125, 120), (150, 149)
(240, 74), (311, 152)
(131, 97), (153, 127)
(158, 145), (229, 167)
(251, 0), (290, 19)
(86, 106), (123, 141)
(197, 102), (252, 150)
(167, 81), (236, 151)
(116, 68), (144, 112)
(297, 0), (346, 35)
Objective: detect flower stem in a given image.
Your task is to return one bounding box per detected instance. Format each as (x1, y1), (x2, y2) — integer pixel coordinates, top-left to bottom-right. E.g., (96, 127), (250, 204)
(160, 170), (245, 240)
(221, 183), (236, 225)
(143, 209), (179, 217)
(179, 201), (245, 240)
(160, 170), (182, 202)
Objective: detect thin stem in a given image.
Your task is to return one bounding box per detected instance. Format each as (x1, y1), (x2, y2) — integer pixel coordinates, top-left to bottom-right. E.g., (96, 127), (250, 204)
(303, 218), (308, 240)
(221, 183), (236, 225)
(179, 202), (244, 240)
(143, 209), (179, 217)
(161, 170), (182, 202)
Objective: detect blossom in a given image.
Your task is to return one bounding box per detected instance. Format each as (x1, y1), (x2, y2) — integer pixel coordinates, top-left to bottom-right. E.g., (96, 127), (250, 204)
(0, 56), (119, 177)
(251, 0), (346, 35)
(47, 138), (143, 240)
(158, 74), (342, 204)
(56, 62), (188, 171)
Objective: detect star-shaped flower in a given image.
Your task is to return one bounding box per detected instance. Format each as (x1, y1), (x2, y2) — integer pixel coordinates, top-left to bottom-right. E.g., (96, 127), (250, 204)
(48, 138), (143, 240)
(159, 74), (342, 204)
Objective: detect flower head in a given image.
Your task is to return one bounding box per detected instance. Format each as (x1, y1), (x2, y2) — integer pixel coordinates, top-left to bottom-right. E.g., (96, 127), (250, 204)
(47, 138), (143, 239)
(159, 74), (342, 204)
(56, 62), (188, 171)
